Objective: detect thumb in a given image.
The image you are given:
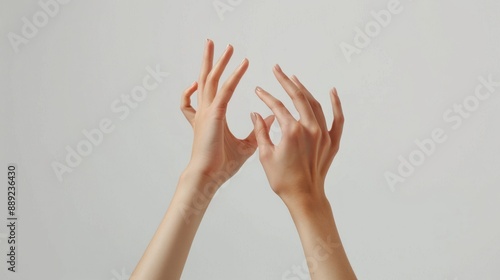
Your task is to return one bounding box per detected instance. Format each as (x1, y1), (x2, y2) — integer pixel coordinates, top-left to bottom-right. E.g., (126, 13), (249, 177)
(244, 114), (274, 145)
(251, 112), (274, 151)
(263, 114), (275, 131)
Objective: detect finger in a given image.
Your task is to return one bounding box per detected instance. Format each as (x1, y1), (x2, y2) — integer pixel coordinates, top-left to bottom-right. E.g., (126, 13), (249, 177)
(290, 75), (328, 131)
(272, 65), (316, 125)
(244, 114), (275, 145)
(255, 86), (295, 128)
(213, 58), (249, 108)
(204, 44), (234, 104)
(263, 115), (276, 131)
(328, 88), (345, 150)
(251, 112), (274, 153)
(180, 81), (198, 126)
(197, 39), (214, 106)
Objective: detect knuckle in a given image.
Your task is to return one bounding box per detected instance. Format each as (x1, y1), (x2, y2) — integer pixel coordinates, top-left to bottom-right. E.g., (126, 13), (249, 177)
(226, 86), (236, 95)
(221, 83), (236, 95)
(271, 100), (285, 110)
(309, 126), (322, 137)
(183, 85), (195, 96)
(273, 188), (283, 196)
(291, 90), (306, 101)
(286, 123), (302, 136)
(331, 143), (340, 154)
(255, 126), (267, 137)
(323, 135), (332, 145)
(180, 101), (188, 110)
(206, 72), (217, 83)
(312, 100), (322, 111)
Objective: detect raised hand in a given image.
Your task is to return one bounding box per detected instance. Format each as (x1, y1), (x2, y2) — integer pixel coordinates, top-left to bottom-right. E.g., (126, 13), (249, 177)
(131, 40), (274, 280)
(181, 39), (274, 186)
(251, 65), (356, 280)
(251, 64), (344, 205)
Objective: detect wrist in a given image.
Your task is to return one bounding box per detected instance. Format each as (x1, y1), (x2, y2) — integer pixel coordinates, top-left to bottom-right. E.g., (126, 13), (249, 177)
(282, 191), (332, 217)
(179, 167), (221, 194)
(284, 192), (339, 243)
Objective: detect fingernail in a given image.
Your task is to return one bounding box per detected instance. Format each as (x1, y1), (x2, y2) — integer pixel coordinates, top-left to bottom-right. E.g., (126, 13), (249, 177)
(255, 86), (262, 93)
(291, 75), (298, 81)
(274, 64), (281, 71)
(250, 112), (256, 124)
(332, 87), (338, 96)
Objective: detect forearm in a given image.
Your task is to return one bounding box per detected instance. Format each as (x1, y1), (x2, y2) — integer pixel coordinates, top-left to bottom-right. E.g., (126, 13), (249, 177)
(131, 168), (217, 280)
(285, 193), (356, 280)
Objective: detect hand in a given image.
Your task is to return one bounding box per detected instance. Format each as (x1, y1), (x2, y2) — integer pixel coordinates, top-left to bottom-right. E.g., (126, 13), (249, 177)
(251, 64), (344, 205)
(181, 40), (274, 188)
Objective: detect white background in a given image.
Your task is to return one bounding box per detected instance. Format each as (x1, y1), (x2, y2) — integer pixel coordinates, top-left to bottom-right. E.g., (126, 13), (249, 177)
(1, 0), (500, 279)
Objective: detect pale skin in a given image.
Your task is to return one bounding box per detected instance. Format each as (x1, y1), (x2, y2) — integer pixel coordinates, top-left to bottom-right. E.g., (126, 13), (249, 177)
(131, 40), (356, 280)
